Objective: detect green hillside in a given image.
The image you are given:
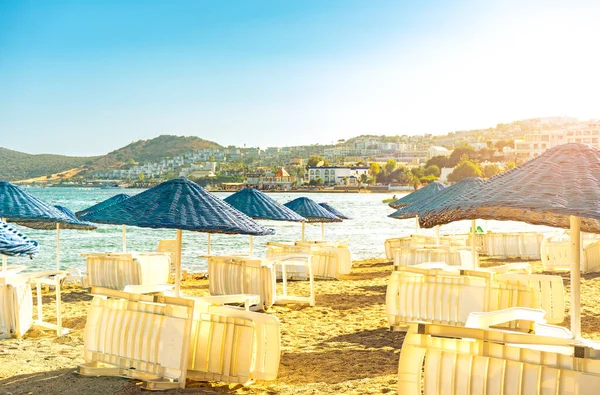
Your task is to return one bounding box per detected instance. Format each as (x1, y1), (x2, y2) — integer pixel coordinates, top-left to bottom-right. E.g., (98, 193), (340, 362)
(0, 148), (98, 181)
(1, 135), (224, 181)
(88, 135), (223, 171)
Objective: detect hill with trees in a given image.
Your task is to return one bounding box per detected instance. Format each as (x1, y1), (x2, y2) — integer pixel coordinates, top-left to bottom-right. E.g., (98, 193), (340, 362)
(0, 148), (98, 181)
(1, 135), (223, 181)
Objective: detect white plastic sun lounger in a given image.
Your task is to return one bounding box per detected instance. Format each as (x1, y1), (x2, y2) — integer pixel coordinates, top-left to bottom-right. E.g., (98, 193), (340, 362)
(384, 235), (469, 261)
(266, 241), (352, 280)
(1, 270), (70, 339)
(83, 253), (170, 290)
(78, 287), (280, 389)
(385, 266), (565, 331)
(393, 246), (478, 270)
(398, 320), (600, 395)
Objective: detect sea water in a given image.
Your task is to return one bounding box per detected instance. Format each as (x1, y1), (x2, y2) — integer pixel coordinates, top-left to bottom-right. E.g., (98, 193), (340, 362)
(7, 187), (558, 272)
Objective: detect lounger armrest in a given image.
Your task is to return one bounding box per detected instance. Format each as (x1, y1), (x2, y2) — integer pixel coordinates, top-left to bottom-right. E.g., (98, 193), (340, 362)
(465, 307), (547, 330)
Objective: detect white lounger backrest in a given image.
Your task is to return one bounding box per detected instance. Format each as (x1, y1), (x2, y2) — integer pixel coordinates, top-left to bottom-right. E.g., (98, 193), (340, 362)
(85, 253), (138, 290)
(208, 256), (276, 308)
(398, 323), (600, 395)
(81, 287), (195, 389)
(386, 267), (533, 330)
(187, 303), (280, 384)
(495, 273), (565, 324)
(0, 278), (33, 339)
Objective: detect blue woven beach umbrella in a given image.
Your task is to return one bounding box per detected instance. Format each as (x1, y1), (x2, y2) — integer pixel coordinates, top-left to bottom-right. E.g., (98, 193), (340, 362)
(75, 193), (130, 218)
(0, 182), (73, 226)
(284, 197), (342, 241)
(81, 178), (275, 295)
(388, 181), (446, 209)
(0, 221), (39, 257)
(0, 181), (76, 271)
(75, 193), (131, 251)
(319, 202), (351, 220)
(224, 188), (305, 254)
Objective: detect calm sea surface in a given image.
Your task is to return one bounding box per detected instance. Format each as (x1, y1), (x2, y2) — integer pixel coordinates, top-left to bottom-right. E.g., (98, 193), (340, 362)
(6, 187), (558, 272)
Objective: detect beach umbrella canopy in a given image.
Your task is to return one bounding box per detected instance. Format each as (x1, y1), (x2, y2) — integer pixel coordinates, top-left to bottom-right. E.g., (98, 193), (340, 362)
(284, 197), (342, 223)
(0, 221), (39, 257)
(23, 205), (98, 231)
(319, 202), (351, 220)
(81, 178), (274, 235)
(75, 193), (130, 218)
(81, 178), (275, 296)
(416, 143), (600, 340)
(389, 178), (485, 220)
(388, 181), (446, 209)
(0, 181), (73, 226)
(224, 188), (306, 222)
(285, 197), (342, 241)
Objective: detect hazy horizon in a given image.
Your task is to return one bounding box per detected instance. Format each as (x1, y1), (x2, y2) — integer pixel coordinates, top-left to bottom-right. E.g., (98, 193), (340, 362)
(2, 0), (599, 156)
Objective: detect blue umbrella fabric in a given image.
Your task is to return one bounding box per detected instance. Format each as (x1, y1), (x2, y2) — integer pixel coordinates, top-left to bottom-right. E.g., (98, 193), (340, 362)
(0, 221), (39, 257)
(81, 178), (274, 235)
(284, 197), (342, 223)
(319, 202), (351, 220)
(224, 188), (306, 222)
(388, 181), (446, 209)
(0, 181), (73, 226)
(389, 178), (485, 219)
(75, 193), (130, 218)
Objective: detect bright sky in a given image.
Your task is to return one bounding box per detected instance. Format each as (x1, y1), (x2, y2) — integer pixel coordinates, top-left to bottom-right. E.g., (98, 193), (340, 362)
(1, 0), (599, 156)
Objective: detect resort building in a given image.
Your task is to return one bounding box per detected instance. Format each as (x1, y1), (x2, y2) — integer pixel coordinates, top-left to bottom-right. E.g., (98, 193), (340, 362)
(307, 166), (369, 185)
(245, 167), (298, 190)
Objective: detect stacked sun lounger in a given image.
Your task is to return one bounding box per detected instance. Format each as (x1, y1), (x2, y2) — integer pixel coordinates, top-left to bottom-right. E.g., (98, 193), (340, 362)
(386, 266), (565, 331)
(393, 246), (478, 270)
(541, 234), (600, 273)
(266, 241), (351, 280)
(78, 287), (281, 389)
(398, 321), (600, 394)
(83, 252), (170, 290)
(480, 232), (544, 259)
(384, 235), (468, 261)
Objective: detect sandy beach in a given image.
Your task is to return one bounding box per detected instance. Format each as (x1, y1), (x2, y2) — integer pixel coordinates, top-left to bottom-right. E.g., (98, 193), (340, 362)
(2, 257), (600, 395)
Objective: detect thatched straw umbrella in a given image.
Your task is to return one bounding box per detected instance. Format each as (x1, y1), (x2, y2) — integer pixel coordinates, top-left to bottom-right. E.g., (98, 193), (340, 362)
(418, 144), (600, 339)
(389, 178), (485, 266)
(319, 202), (351, 220)
(388, 181), (446, 234)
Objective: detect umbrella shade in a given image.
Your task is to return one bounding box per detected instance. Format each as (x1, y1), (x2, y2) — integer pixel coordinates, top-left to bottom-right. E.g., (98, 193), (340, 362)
(75, 193), (130, 218)
(0, 221), (40, 257)
(80, 178), (275, 235)
(284, 197), (342, 223)
(319, 202), (351, 220)
(224, 188), (306, 221)
(418, 144), (600, 232)
(389, 181), (446, 209)
(0, 181), (73, 226)
(389, 178), (485, 220)
(23, 205), (98, 230)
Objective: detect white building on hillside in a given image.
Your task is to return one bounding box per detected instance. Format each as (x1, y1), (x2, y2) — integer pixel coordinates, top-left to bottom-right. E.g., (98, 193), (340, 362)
(428, 146), (451, 158)
(307, 166), (370, 185)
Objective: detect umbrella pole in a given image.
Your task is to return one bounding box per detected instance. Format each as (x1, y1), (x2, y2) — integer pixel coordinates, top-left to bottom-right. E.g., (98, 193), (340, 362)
(570, 215), (581, 339)
(302, 223), (305, 241)
(249, 235), (253, 256)
(56, 223), (60, 271)
(207, 233), (211, 255)
(435, 225), (440, 245)
(1, 218), (7, 337)
(471, 219), (477, 268)
(175, 229), (182, 297)
(415, 215), (419, 234)
(122, 225), (127, 253)
(321, 223), (324, 241)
